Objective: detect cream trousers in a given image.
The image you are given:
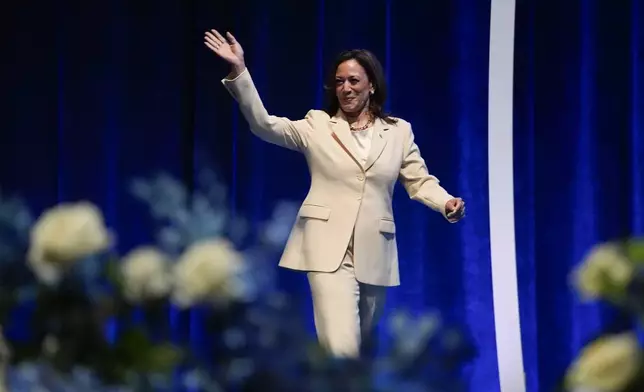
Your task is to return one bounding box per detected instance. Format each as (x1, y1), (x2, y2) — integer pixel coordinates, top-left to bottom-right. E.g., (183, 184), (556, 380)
(307, 239), (387, 358)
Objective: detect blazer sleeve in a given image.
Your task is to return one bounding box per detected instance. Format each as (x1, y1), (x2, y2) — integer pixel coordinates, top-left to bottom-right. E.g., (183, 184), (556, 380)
(398, 124), (455, 221)
(221, 68), (314, 152)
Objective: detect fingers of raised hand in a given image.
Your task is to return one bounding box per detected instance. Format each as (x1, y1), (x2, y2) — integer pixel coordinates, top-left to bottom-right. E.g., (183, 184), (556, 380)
(204, 36), (221, 48)
(204, 38), (218, 53)
(226, 31), (237, 43)
(205, 30), (228, 51)
(211, 29), (227, 42)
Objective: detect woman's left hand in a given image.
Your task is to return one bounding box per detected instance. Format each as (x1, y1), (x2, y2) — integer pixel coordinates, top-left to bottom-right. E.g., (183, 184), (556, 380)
(445, 198), (465, 222)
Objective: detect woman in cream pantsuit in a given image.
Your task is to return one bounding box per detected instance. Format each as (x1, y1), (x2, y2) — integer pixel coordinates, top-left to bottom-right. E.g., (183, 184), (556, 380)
(205, 29), (466, 358)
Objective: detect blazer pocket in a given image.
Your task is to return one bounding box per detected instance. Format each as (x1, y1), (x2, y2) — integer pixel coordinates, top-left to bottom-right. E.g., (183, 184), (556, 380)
(299, 204), (331, 221)
(379, 219), (396, 234)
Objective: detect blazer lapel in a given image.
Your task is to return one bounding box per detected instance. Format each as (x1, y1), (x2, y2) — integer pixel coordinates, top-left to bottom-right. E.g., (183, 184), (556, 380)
(364, 118), (389, 171)
(330, 116), (363, 170)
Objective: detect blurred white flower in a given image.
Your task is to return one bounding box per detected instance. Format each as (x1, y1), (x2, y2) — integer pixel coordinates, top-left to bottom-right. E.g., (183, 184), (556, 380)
(120, 246), (172, 303)
(572, 243), (635, 301)
(565, 332), (642, 392)
(27, 201), (112, 285)
(171, 238), (245, 308)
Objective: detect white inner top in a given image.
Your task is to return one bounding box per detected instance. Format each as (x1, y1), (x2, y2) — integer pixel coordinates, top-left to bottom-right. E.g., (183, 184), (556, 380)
(350, 127), (374, 167)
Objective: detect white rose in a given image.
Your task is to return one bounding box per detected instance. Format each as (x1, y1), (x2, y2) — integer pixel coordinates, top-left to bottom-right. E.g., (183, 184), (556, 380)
(27, 201), (112, 285)
(572, 243), (634, 301)
(121, 246), (172, 303)
(171, 238), (245, 308)
(566, 332), (642, 392)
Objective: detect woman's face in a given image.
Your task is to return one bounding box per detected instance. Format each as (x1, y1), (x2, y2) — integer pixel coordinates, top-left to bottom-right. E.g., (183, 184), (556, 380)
(334, 59), (373, 115)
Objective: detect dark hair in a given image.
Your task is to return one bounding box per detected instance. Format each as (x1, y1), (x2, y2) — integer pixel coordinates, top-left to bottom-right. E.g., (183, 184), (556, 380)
(323, 49), (398, 124)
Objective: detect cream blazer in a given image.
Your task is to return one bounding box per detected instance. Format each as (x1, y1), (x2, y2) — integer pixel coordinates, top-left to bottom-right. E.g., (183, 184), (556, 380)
(222, 68), (454, 286)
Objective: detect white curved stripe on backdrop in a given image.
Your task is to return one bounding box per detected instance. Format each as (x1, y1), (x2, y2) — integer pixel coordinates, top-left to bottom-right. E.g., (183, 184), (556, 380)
(488, 0), (526, 391)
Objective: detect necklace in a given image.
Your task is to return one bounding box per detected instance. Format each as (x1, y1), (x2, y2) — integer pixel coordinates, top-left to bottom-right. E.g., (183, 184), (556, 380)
(349, 119), (374, 132)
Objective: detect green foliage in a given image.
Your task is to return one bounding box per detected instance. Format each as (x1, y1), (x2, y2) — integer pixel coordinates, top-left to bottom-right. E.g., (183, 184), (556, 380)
(112, 328), (183, 375)
(626, 238), (644, 265)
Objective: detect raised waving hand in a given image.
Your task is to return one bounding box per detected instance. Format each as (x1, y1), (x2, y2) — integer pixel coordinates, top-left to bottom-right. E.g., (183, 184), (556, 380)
(205, 29), (246, 75)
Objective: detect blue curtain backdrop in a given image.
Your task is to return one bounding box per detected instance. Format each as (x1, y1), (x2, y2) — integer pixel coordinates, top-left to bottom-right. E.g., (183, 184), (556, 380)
(1, 0), (498, 389)
(514, 0), (644, 391)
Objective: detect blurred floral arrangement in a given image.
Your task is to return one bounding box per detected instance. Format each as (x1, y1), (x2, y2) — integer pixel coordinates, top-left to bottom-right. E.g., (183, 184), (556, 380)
(0, 168), (476, 392)
(565, 240), (644, 392)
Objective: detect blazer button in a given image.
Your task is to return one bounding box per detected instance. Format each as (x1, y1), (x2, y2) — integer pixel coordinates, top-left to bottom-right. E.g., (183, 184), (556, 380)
(357, 174), (365, 181)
